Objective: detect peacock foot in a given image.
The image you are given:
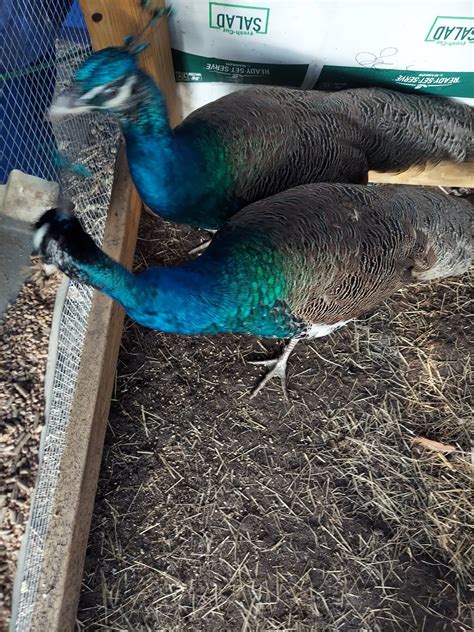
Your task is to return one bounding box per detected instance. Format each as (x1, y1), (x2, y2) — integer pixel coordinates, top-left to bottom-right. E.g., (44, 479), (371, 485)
(188, 238), (212, 256)
(189, 230), (217, 256)
(248, 338), (299, 401)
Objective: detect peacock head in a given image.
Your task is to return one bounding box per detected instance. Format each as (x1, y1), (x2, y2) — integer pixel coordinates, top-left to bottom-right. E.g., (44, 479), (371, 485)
(32, 204), (100, 278)
(49, 47), (145, 118)
(50, 4), (171, 118)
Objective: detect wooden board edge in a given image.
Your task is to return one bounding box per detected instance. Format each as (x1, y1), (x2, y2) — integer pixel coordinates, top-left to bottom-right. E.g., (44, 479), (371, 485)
(30, 143), (141, 631)
(369, 161), (474, 187)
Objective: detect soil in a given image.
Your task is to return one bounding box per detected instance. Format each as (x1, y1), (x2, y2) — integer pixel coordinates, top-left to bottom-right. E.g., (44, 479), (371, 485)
(78, 211), (472, 631)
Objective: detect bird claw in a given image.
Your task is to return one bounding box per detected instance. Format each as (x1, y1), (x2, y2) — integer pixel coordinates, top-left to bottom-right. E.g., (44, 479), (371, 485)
(189, 230), (217, 256)
(248, 358), (278, 368)
(188, 239), (211, 256)
(248, 339), (299, 401)
(249, 357), (289, 401)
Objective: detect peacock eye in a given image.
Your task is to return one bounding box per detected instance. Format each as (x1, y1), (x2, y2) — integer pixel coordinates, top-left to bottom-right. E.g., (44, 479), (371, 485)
(102, 86), (118, 98)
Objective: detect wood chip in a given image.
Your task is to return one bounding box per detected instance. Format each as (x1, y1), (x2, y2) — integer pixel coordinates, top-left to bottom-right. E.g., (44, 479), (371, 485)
(412, 437), (458, 455)
(13, 383), (29, 399)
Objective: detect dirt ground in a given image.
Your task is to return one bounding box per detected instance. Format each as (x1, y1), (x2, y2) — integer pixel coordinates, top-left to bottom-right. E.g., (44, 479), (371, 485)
(0, 270), (59, 630)
(78, 210), (472, 631)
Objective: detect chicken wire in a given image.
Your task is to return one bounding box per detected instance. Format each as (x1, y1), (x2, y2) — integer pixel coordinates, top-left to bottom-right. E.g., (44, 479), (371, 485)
(3, 2), (120, 629)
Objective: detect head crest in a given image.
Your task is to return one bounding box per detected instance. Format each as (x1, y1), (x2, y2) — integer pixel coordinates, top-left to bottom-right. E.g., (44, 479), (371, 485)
(123, 4), (172, 56)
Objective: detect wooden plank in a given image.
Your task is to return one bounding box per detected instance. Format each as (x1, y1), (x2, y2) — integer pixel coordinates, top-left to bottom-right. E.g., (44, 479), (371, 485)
(370, 161), (473, 187)
(31, 143), (141, 632)
(79, 0), (181, 126)
(29, 1), (180, 629)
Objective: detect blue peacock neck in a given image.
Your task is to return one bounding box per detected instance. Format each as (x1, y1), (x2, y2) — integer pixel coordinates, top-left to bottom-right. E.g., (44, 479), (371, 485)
(55, 220), (300, 340)
(117, 73), (234, 229)
(117, 74), (206, 226)
(67, 248), (233, 334)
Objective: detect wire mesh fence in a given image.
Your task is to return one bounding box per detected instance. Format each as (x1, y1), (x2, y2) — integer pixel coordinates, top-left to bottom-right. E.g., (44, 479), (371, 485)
(2, 2), (120, 628)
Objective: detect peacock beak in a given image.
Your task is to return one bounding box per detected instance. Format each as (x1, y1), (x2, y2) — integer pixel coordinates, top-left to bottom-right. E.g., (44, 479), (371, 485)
(49, 91), (93, 119)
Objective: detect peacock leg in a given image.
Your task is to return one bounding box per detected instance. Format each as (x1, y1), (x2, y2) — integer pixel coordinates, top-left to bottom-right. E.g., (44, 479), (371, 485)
(189, 230), (217, 256)
(249, 338), (300, 401)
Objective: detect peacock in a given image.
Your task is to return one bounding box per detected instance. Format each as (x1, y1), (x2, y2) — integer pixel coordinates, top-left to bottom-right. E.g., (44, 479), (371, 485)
(50, 35), (473, 238)
(33, 184), (472, 398)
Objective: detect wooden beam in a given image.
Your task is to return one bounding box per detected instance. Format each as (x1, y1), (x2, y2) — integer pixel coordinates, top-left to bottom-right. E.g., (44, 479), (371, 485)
(370, 161), (474, 187)
(31, 143), (140, 631)
(29, 1), (180, 629)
